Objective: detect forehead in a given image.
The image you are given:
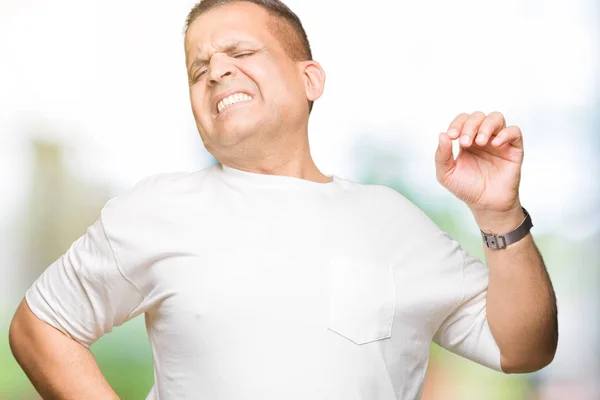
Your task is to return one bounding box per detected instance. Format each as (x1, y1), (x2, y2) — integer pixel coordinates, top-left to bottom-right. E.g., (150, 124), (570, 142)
(185, 3), (275, 54)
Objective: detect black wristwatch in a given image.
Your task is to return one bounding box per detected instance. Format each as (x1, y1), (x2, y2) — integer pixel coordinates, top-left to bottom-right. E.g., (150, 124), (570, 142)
(480, 207), (533, 249)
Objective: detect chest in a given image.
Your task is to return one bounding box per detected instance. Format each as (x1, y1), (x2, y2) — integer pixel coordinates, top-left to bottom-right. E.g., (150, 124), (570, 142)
(136, 199), (454, 347)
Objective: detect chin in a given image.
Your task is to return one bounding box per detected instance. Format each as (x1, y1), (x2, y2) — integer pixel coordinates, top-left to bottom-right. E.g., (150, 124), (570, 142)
(213, 122), (261, 147)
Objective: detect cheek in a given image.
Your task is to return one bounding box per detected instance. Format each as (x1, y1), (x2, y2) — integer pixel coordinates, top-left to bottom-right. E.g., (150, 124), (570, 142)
(275, 66), (308, 103)
(189, 87), (210, 119)
(252, 69), (302, 107)
(243, 61), (287, 99)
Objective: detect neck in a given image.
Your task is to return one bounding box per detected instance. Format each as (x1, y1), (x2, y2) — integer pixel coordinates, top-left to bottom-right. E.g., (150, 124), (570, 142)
(210, 124), (332, 183)
(218, 141), (330, 183)
(219, 156), (331, 183)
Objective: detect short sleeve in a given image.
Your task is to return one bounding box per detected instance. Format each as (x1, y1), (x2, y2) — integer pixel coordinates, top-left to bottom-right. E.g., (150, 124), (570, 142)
(25, 215), (146, 348)
(433, 249), (504, 372)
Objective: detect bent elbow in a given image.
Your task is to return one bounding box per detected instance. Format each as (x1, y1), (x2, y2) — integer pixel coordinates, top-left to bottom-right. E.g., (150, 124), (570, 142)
(8, 300), (34, 360)
(500, 348), (556, 374)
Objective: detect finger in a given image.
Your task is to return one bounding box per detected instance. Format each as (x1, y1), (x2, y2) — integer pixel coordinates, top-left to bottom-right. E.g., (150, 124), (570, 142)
(435, 132), (456, 182)
(491, 126), (524, 149)
(459, 111), (486, 147)
(475, 111), (506, 146)
(446, 113), (470, 140)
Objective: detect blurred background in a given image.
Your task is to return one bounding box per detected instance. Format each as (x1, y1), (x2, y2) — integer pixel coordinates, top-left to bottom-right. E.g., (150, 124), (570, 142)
(1, 0), (598, 398)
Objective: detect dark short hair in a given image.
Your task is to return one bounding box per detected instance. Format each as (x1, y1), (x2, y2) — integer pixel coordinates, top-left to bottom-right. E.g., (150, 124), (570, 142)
(185, 0), (315, 112)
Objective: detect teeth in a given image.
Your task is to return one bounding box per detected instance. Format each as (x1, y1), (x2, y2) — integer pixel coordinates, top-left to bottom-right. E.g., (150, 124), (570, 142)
(217, 93), (252, 113)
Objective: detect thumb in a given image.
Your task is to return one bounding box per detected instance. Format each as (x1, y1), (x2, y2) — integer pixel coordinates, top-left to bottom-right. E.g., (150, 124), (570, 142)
(435, 132), (455, 182)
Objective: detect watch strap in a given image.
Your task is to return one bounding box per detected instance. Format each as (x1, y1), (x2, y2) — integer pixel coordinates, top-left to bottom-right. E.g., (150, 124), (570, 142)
(480, 207), (533, 249)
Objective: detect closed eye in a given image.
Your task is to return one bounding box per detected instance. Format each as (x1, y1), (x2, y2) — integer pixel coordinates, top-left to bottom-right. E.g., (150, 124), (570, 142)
(190, 69), (207, 84)
(189, 50), (255, 84)
(233, 51), (255, 59)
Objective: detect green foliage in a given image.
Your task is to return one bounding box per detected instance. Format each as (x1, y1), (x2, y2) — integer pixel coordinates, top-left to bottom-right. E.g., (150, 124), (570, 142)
(91, 316), (155, 399)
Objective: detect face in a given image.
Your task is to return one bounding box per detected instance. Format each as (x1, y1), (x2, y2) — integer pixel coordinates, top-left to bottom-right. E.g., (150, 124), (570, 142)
(184, 2), (323, 161)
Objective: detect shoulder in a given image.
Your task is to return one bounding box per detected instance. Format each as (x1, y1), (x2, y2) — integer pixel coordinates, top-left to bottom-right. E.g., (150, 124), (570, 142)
(119, 166), (215, 197)
(100, 165), (217, 222)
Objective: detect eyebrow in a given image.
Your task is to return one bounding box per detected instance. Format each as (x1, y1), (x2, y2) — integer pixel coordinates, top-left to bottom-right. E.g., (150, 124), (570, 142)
(190, 40), (258, 69)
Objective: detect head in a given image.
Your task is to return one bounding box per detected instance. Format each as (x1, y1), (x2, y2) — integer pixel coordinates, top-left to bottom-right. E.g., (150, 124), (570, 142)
(184, 0), (326, 165)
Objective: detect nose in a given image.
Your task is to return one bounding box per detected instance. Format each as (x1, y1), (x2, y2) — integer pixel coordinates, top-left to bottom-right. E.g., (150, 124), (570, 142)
(208, 53), (236, 86)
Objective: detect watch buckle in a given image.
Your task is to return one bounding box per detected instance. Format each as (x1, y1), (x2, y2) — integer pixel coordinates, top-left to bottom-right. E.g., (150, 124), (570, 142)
(484, 233), (507, 249)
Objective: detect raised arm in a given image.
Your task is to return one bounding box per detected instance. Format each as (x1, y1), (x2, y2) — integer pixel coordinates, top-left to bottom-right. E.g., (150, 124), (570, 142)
(435, 111), (558, 373)
(9, 298), (119, 399)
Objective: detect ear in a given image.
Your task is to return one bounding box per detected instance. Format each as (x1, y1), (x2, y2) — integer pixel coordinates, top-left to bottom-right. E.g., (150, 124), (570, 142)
(301, 60), (326, 102)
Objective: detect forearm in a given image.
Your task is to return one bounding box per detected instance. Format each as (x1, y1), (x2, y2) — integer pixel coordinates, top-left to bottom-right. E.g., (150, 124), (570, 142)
(472, 206), (558, 373)
(9, 299), (119, 400)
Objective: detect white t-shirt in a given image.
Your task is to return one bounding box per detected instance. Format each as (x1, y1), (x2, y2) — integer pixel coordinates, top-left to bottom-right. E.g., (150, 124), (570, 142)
(26, 163), (504, 400)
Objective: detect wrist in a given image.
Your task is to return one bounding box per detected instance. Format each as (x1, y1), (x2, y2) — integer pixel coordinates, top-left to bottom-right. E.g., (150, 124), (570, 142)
(471, 204), (525, 234)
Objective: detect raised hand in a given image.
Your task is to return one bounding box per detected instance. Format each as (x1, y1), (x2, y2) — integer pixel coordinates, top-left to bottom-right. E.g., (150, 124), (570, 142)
(435, 111), (524, 216)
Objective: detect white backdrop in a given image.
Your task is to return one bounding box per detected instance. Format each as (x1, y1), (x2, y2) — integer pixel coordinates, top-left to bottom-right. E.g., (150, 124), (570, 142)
(1, 0), (598, 232)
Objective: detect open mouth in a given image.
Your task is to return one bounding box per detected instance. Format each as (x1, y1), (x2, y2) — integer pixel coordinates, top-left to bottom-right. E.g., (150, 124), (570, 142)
(216, 92), (253, 114)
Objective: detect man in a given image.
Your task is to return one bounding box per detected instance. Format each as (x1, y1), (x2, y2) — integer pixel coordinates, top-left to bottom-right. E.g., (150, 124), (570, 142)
(9, 0), (558, 399)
